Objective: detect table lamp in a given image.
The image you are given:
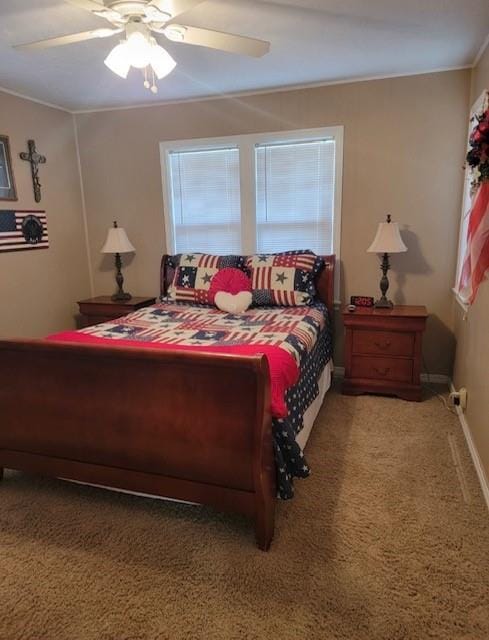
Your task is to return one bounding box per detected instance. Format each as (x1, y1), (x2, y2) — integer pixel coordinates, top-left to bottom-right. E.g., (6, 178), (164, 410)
(367, 214), (407, 309)
(101, 221), (135, 301)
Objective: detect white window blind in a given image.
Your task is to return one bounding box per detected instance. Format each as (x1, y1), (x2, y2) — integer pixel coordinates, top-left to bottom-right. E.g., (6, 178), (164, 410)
(168, 146), (241, 254)
(255, 139), (335, 254)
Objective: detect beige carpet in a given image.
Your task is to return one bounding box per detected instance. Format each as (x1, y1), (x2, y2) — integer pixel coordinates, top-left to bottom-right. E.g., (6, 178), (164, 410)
(1, 386), (488, 640)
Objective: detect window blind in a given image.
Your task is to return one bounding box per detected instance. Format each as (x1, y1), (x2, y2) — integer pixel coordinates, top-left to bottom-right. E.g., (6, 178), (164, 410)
(255, 139), (336, 254)
(168, 146), (241, 254)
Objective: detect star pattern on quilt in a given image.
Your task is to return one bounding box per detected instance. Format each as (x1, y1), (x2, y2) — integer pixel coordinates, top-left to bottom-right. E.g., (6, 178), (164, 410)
(274, 328), (332, 498)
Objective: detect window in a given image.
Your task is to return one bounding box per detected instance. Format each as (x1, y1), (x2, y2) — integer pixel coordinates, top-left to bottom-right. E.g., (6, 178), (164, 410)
(167, 146), (241, 254)
(161, 127), (343, 294)
(256, 139), (336, 254)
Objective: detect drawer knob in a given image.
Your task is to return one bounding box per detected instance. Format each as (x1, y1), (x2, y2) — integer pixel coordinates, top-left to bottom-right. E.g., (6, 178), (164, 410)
(374, 341), (392, 350)
(373, 366), (390, 376)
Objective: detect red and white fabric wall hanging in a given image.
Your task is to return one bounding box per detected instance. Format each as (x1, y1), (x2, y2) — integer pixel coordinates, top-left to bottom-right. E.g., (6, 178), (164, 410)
(456, 89), (489, 305)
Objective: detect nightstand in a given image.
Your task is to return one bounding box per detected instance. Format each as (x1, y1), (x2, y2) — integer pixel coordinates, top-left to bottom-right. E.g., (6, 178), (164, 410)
(342, 305), (428, 401)
(77, 296), (157, 328)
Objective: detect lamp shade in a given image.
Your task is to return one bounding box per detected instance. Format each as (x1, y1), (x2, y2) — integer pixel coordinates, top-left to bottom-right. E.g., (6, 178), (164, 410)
(367, 218), (407, 254)
(101, 226), (135, 254)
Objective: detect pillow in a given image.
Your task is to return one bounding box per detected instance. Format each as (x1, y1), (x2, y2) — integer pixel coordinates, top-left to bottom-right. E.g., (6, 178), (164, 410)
(215, 291), (252, 314)
(208, 267), (251, 299)
(168, 253), (244, 304)
(245, 251), (323, 306)
(209, 267), (252, 313)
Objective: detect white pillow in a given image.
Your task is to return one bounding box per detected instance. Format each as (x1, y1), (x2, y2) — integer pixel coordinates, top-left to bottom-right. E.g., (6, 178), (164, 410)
(215, 291), (252, 314)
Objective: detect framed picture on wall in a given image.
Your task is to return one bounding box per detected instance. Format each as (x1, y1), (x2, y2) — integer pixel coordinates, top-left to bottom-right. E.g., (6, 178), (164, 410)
(0, 135), (18, 201)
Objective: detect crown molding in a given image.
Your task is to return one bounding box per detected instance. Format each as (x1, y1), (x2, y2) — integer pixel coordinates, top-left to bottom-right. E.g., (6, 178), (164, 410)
(473, 31), (489, 68)
(0, 63), (475, 116)
(72, 65), (471, 115)
(0, 85), (70, 113)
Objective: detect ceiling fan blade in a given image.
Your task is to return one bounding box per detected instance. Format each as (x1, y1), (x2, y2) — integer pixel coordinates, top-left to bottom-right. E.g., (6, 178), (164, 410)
(149, 0), (205, 19)
(64, 0), (125, 24)
(15, 28), (122, 51)
(63, 0), (106, 11)
(164, 24), (270, 57)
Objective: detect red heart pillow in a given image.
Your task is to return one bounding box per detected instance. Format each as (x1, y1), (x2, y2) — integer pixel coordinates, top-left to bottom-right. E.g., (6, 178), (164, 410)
(208, 268), (252, 303)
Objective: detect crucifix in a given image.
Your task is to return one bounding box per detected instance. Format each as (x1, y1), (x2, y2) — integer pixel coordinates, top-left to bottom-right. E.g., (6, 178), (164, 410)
(20, 139), (46, 203)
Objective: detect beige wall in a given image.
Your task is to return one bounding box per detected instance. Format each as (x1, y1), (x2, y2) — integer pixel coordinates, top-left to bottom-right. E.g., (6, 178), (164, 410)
(77, 69), (470, 374)
(453, 43), (489, 488)
(0, 91), (91, 337)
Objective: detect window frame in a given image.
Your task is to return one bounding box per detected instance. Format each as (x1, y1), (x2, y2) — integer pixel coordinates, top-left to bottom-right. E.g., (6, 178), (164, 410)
(160, 126), (344, 298)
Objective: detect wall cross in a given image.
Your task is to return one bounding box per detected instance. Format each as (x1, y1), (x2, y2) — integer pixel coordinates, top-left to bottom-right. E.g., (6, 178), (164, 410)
(20, 139), (46, 203)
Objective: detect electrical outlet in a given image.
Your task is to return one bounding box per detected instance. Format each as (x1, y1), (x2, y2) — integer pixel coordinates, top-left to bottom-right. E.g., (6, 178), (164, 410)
(449, 387), (468, 410)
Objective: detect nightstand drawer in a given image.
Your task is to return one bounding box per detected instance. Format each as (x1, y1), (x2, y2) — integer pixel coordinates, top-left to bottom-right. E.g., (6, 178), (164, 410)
(352, 330), (414, 357)
(351, 356), (413, 383)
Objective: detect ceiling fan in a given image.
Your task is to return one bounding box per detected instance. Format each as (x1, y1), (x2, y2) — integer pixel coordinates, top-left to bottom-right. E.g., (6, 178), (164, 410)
(15, 0), (271, 93)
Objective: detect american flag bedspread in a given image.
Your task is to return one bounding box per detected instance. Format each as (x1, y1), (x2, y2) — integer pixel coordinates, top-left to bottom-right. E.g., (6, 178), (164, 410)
(48, 301), (332, 498)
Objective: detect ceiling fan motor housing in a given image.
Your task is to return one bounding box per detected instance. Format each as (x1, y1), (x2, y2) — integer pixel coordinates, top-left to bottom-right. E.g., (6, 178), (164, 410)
(106, 1), (170, 21)
(107, 1), (147, 15)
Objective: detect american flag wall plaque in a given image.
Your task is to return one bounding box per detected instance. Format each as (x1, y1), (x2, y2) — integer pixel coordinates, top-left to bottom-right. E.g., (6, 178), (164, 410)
(0, 210), (49, 253)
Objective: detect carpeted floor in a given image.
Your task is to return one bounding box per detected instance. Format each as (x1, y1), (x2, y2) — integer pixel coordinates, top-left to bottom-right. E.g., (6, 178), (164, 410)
(1, 386), (488, 640)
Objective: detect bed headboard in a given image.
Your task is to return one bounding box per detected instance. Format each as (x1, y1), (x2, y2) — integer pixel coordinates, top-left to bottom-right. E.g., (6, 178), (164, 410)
(316, 255), (336, 314)
(160, 254), (336, 316)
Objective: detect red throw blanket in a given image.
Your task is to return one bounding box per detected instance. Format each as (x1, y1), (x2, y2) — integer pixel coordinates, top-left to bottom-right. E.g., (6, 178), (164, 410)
(47, 331), (299, 418)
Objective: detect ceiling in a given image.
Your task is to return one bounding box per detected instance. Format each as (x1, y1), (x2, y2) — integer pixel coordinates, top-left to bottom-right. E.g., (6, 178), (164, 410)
(0, 0), (488, 112)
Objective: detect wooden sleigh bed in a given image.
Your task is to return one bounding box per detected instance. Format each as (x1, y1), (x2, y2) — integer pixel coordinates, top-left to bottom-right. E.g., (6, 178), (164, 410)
(0, 255), (335, 550)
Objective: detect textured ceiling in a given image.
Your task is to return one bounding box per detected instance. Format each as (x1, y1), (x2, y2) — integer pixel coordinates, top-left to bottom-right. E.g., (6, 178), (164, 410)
(0, 0), (487, 111)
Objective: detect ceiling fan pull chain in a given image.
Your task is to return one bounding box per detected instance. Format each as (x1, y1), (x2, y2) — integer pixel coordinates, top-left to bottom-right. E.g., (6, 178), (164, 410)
(151, 67), (158, 94)
(143, 65), (150, 89)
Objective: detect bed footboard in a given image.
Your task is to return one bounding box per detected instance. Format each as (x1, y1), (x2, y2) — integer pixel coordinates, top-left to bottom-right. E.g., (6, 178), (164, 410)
(0, 339), (275, 550)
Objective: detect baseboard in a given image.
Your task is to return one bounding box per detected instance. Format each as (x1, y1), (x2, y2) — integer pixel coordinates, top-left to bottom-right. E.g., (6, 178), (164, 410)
(450, 382), (489, 511)
(333, 366), (449, 385)
(420, 373), (450, 385)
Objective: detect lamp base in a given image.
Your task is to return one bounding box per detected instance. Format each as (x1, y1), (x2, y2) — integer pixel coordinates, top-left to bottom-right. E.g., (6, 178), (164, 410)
(374, 296), (393, 309)
(374, 253), (393, 309)
(111, 292), (132, 302)
(112, 252), (131, 302)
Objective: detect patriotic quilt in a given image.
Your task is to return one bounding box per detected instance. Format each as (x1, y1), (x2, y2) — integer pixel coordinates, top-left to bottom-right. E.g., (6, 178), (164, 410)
(245, 251), (323, 306)
(276, 327), (332, 498)
(49, 301), (332, 498)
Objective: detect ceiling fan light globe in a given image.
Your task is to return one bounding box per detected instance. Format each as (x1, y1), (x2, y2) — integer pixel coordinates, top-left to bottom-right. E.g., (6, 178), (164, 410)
(104, 42), (131, 78)
(126, 31), (152, 68)
(149, 44), (176, 79)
